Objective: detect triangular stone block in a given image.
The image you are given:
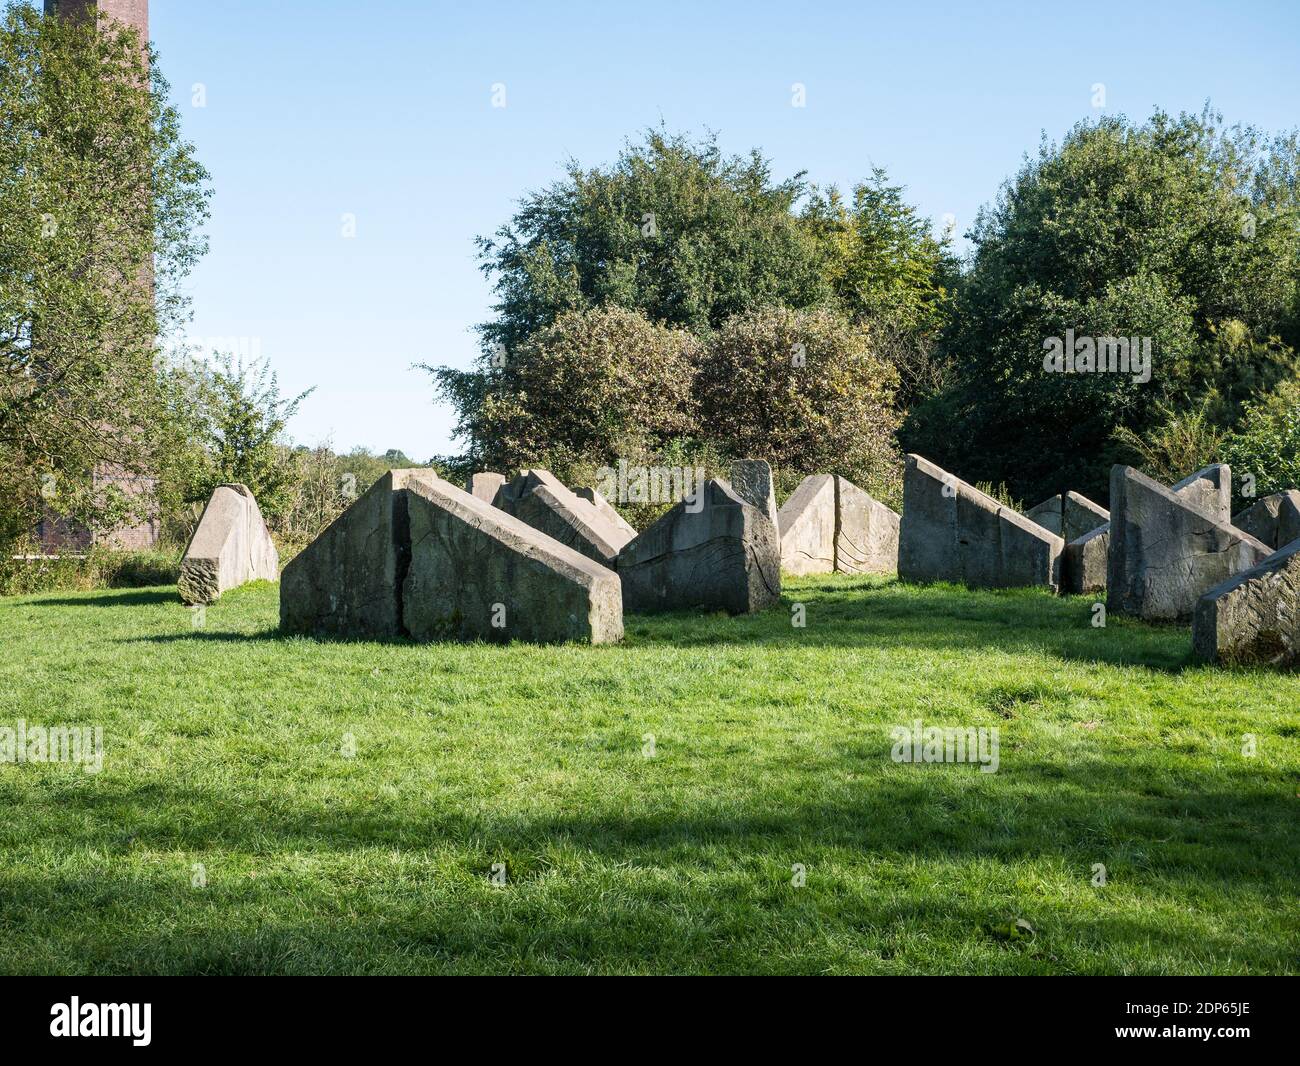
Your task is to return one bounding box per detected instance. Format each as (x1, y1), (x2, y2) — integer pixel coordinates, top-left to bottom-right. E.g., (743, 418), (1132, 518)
(617, 479), (780, 613)
(899, 455), (1062, 590)
(281, 469), (622, 643)
(574, 485), (637, 539)
(1063, 465), (1231, 595)
(178, 483), (278, 605)
(1194, 537), (1300, 666)
(494, 469), (634, 568)
(729, 459), (780, 533)
(465, 471), (506, 503)
(1025, 490), (1109, 544)
(1107, 465), (1269, 622)
(1234, 490), (1300, 550)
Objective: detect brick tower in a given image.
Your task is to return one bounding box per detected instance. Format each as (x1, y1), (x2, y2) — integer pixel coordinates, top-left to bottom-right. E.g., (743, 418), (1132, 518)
(36, 0), (159, 553)
(44, 1), (148, 37)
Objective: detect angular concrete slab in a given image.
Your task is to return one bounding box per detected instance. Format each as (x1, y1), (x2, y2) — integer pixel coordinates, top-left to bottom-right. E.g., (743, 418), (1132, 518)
(493, 469), (634, 568)
(835, 476), (899, 575)
(281, 469), (622, 644)
(778, 474), (835, 575)
(1107, 465), (1270, 622)
(617, 479), (780, 613)
(178, 484), (279, 605)
(403, 477), (623, 644)
(1026, 491), (1109, 544)
(465, 471), (506, 504)
(1194, 538), (1300, 667)
(729, 459), (780, 532)
(1063, 465), (1231, 595)
(574, 485), (637, 539)
(1234, 490), (1300, 550)
(280, 469), (439, 639)
(898, 455), (1062, 590)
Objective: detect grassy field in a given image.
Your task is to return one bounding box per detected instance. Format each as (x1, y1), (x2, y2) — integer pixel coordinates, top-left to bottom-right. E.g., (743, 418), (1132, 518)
(0, 574), (1296, 975)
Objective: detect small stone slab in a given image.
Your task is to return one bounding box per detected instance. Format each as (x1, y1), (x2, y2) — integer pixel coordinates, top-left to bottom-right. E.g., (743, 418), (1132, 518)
(778, 474), (835, 575)
(1234, 490), (1300, 550)
(1026, 491), (1109, 544)
(898, 455), (1062, 590)
(834, 476), (899, 575)
(178, 484), (278, 605)
(465, 472), (507, 504)
(1063, 465), (1230, 595)
(1107, 465), (1270, 622)
(617, 478), (780, 613)
(494, 469), (634, 568)
(1194, 538), (1300, 666)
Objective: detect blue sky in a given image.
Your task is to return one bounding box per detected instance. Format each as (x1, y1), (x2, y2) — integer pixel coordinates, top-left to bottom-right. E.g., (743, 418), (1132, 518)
(148, 0), (1300, 460)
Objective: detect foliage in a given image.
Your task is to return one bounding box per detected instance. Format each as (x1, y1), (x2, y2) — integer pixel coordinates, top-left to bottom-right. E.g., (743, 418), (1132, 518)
(1221, 378), (1300, 506)
(0, 4), (210, 547)
(697, 306), (903, 506)
(905, 108), (1300, 504)
(427, 305), (701, 480)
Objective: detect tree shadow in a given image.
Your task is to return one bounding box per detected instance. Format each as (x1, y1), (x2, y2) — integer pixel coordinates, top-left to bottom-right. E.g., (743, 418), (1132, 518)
(21, 588), (179, 608)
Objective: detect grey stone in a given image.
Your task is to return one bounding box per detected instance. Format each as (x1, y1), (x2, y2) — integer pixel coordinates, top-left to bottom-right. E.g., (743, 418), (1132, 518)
(1233, 490), (1300, 550)
(834, 476), (899, 575)
(1062, 465), (1231, 595)
(402, 477), (623, 644)
(1107, 465), (1270, 622)
(778, 474), (835, 575)
(617, 478), (780, 613)
(281, 469), (622, 644)
(178, 484), (278, 605)
(494, 469), (634, 568)
(729, 459), (780, 533)
(898, 455), (1062, 590)
(281, 469), (439, 639)
(1026, 492), (1109, 544)
(465, 472), (506, 504)
(574, 485), (637, 539)
(1194, 539), (1300, 667)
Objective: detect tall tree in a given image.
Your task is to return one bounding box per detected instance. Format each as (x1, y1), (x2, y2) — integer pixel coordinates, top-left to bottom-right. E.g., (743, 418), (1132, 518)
(0, 3), (210, 545)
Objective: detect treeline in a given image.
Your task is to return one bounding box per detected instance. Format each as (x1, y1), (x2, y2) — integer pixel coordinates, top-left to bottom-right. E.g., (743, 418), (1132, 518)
(428, 117), (1300, 510)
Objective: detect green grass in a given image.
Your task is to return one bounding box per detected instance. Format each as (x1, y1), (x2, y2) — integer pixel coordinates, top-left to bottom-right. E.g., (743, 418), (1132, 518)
(0, 575), (1296, 975)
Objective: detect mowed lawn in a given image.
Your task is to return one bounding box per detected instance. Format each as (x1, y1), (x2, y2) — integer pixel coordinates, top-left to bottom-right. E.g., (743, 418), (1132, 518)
(0, 574), (1296, 975)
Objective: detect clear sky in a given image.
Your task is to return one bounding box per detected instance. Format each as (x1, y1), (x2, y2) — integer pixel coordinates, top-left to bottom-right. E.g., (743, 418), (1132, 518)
(148, 0), (1300, 461)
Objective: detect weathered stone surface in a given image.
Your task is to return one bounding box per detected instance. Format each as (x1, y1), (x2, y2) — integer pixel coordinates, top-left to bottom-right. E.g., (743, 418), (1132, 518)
(617, 479), (780, 613)
(729, 459), (780, 532)
(778, 474), (835, 575)
(1062, 465), (1230, 595)
(1107, 465), (1270, 622)
(282, 469), (622, 644)
(1027, 492), (1109, 544)
(493, 469), (633, 567)
(1233, 490), (1300, 550)
(898, 455), (1062, 590)
(1194, 539), (1300, 666)
(574, 486), (637, 539)
(834, 476), (899, 575)
(178, 484), (278, 605)
(281, 469), (438, 639)
(465, 472), (506, 504)
(402, 478), (623, 644)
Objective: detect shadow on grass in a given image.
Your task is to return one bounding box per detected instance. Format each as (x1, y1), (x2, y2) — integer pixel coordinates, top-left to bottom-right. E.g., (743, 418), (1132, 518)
(23, 588), (179, 608)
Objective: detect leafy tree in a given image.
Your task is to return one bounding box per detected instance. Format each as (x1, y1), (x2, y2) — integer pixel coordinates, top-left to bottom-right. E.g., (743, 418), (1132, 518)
(187, 355), (312, 523)
(0, 4), (210, 546)
(905, 108), (1300, 504)
(1222, 379), (1300, 507)
(696, 306), (903, 505)
(429, 305), (700, 478)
